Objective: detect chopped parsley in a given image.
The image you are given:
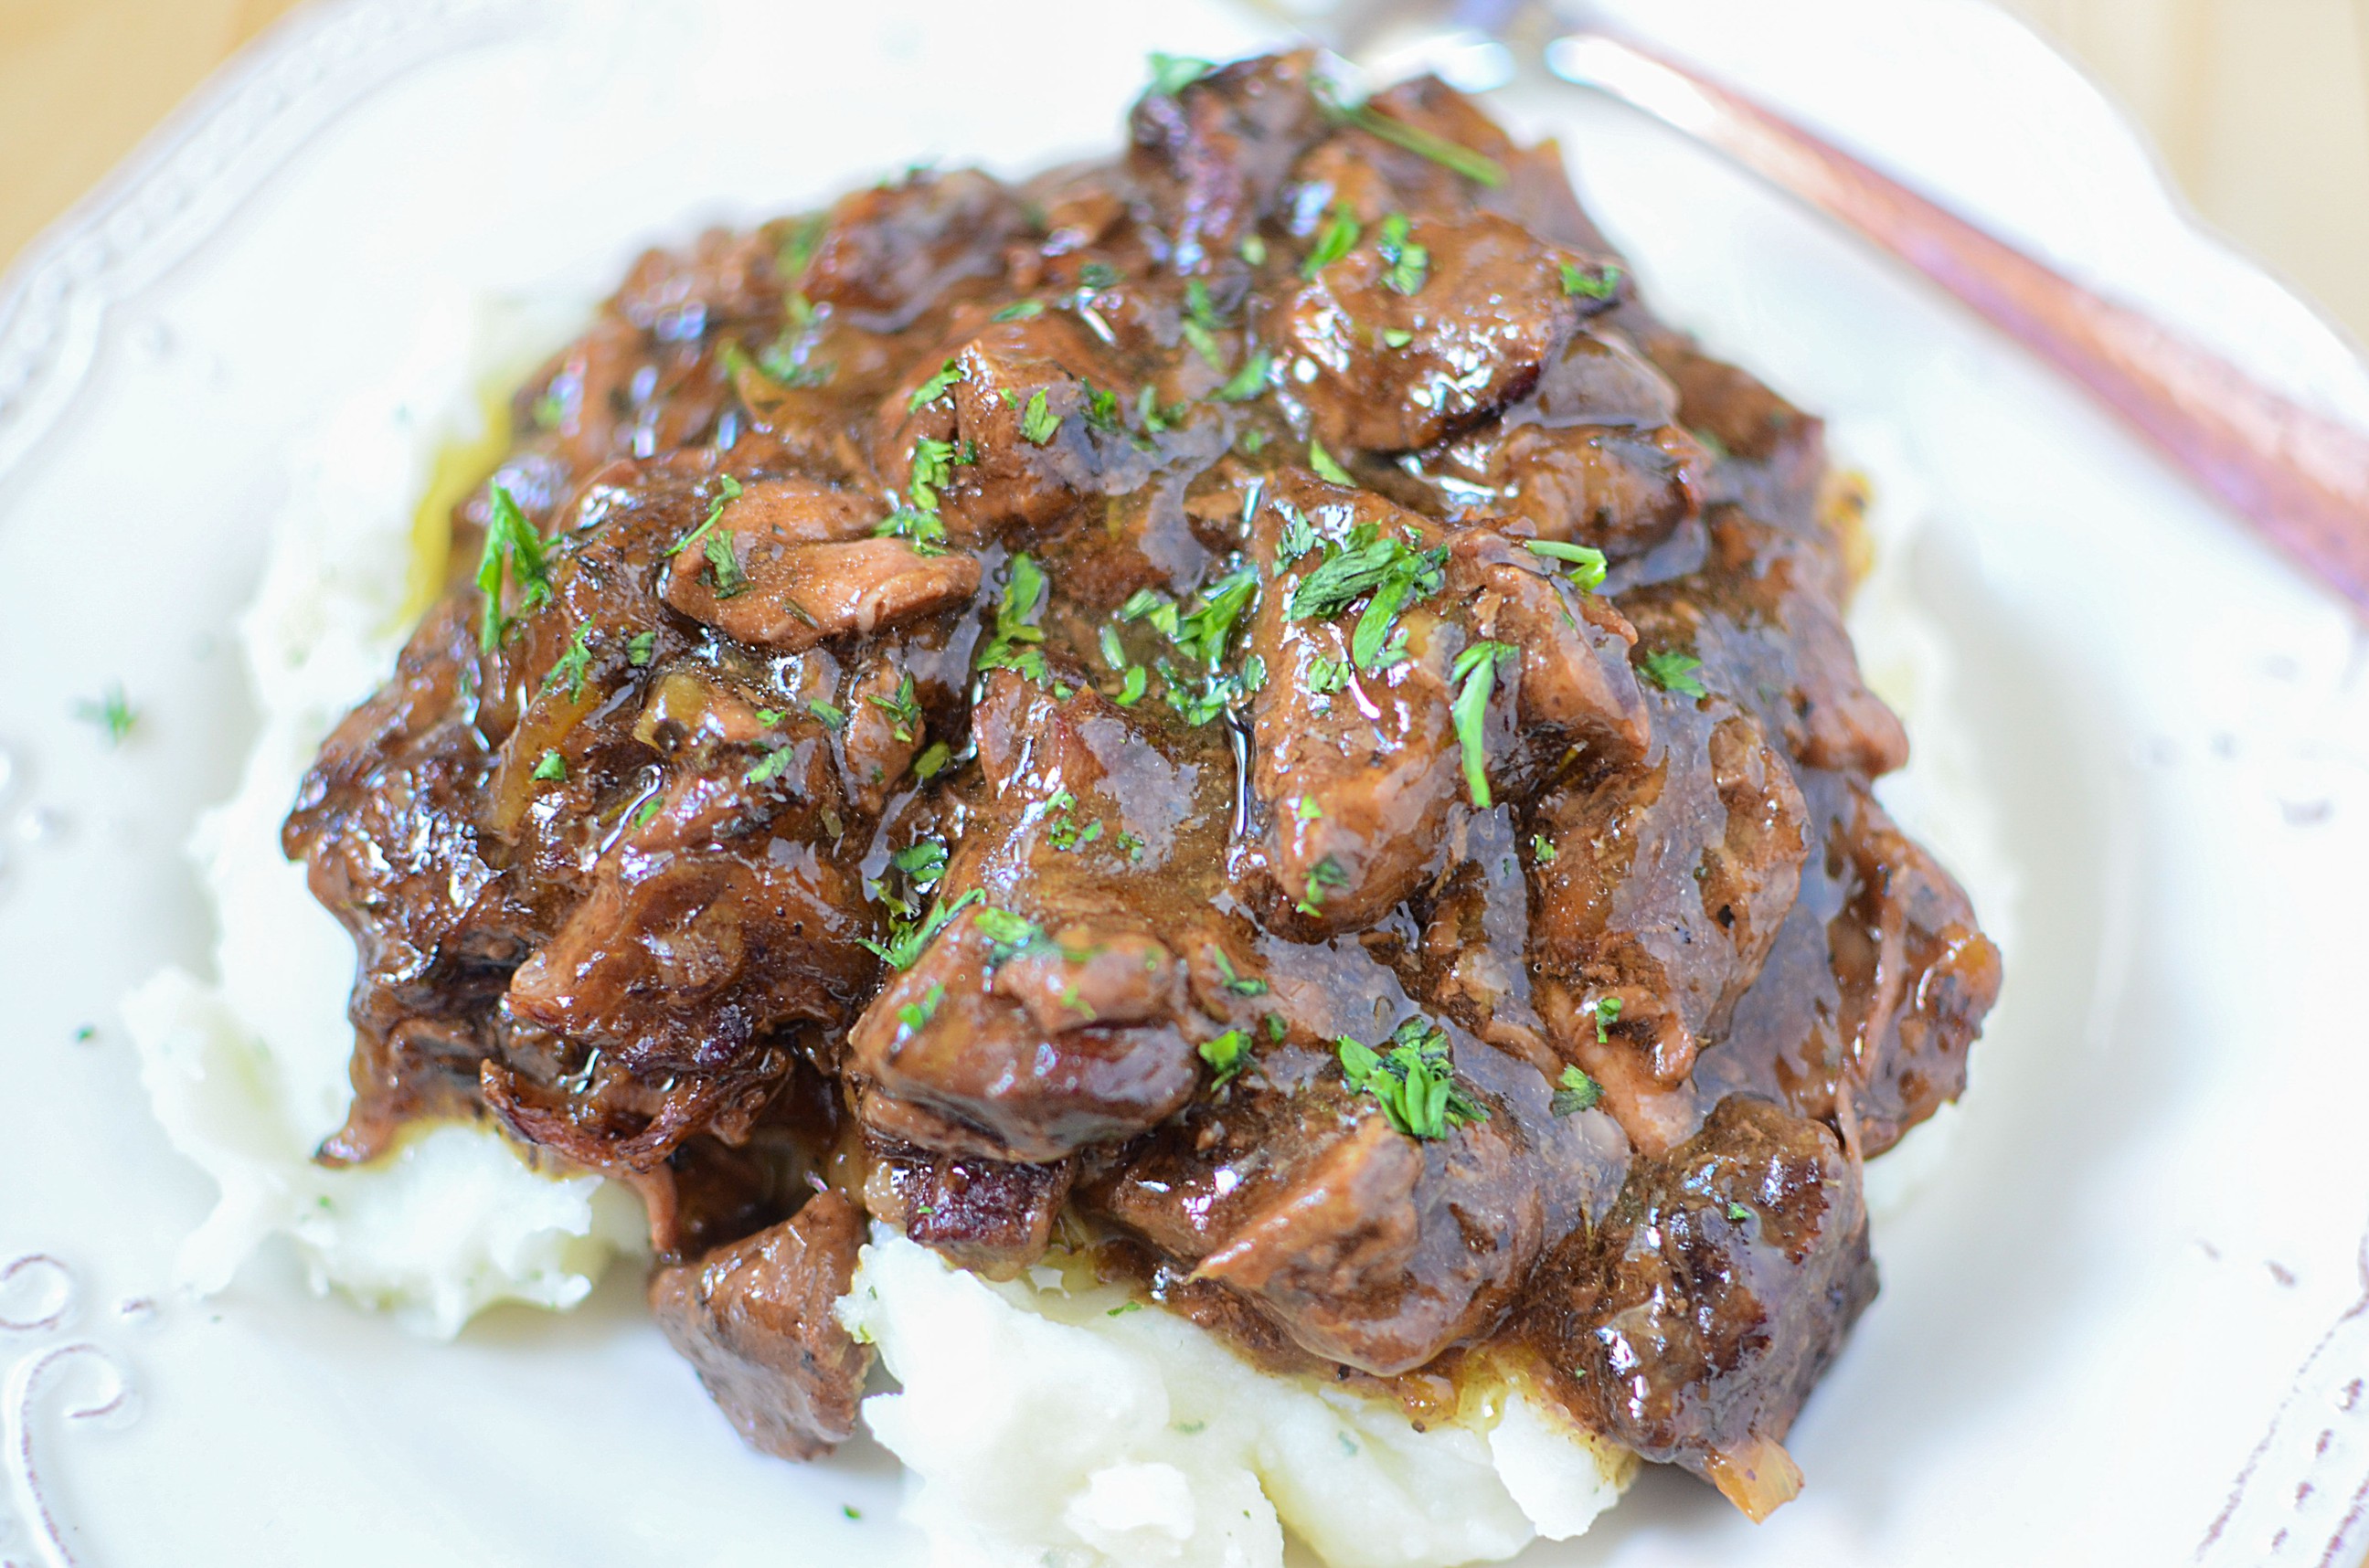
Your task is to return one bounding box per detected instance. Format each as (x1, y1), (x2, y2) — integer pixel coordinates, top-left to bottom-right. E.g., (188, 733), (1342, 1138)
(1450, 641), (1516, 808)
(1146, 51), (1214, 97)
(1084, 384), (1123, 432)
(1107, 1299), (1147, 1317)
(1592, 996), (1623, 1044)
(1117, 665), (1149, 705)
(1172, 566), (1259, 667)
(976, 553), (1050, 681)
(1117, 830), (1146, 862)
(1726, 1202), (1754, 1224)
(1301, 207), (1362, 279)
(476, 483), (555, 652)
(906, 357), (963, 412)
(627, 630), (658, 667)
(1215, 348), (1271, 402)
(912, 740), (952, 780)
(531, 392), (565, 429)
(863, 888), (984, 970)
(866, 673), (923, 742)
(1287, 524), (1448, 674)
(1294, 794), (1324, 821)
(664, 474), (743, 562)
(895, 981), (946, 1032)
(1550, 1065), (1602, 1117)
(539, 621), (596, 702)
(777, 212), (826, 279)
(1336, 1017), (1488, 1139)
(1211, 949), (1268, 997)
(1375, 212), (1428, 295)
(73, 683), (136, 746)
(531, 749), (565, 783)
(1307, 439), (1355, 487)
(1305, 656), (1349, 695)
(745, 743), (801, 787)
(1639, 649), (1707, 699)
(991, 299), (1046, 322)
(807, 698), (848, 732)
(1345, 103), (1506, 186)
(1275, 501), (1318, 566)
(1099, 622), (1128, 670)
(630, 793), (665, 830)
(907, 437), (957, 512)
(1532, 833), (1557, 863)
(1523, 538), (1609, 593)
(1380, 327), (1414, 349)
(702, 528), (749, 598)
(1078, 260), (1121, 291)
(1021, 389), (1059, 445)
(1200, 1028), (1252, 1086)
(1558, 260), (1624, 301)
(891, 840), (949, 883)
(1238, 233), (1268, 266)
(1296, 854), (1351, 916)
(1180, 318), (1226, 372)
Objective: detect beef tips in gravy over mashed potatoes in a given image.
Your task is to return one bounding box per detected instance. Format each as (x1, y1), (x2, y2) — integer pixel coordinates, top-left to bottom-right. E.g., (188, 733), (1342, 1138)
(183, 47), (2002, 1563)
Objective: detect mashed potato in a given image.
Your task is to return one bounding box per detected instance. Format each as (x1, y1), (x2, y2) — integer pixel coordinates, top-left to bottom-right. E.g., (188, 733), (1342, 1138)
(126, 293), (2011, 1562)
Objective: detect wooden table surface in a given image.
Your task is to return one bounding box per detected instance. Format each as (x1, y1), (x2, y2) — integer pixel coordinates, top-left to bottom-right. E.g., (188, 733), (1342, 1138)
(4, 0), (2365, 348)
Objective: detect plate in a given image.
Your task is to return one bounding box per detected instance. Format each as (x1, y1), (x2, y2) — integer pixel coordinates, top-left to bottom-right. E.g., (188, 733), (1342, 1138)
(3, 0), (2366, 1563)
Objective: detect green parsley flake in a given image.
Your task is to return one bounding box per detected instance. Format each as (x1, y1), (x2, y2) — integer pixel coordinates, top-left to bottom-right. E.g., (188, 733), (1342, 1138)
(1593, 996), (1623, 1044)
(891, 840), (949, 884)
(1558, 260), (1624, 301)
(1523, 538), (1609, 593)
(1306, 656), (1349, 695)
(976, 554), (1050, 681)
(808, 698), (848, 732)
(1345, 104), (1506, 186)
(1099, 623), (1129, 671)
(627, 630), (658, 667)
(1238, 233), (1268, 266)
(1215, 348), (1271, 402)
(1295, 794), (1323, 821)
(1302, 207), (1362, 279)
(1449, 641), (1516, 808)
(896, 981), (946, 1032)
(1532, 833), (1557, 863)
(1380, 327), (1414, 349)
(1275, 502), (1318, 565)
(1307, 440), (1355, 486)
(1336, 1017), (1488, 1139)
(842, 1505), (863, 1522)
(1147, 51), (1214, 97)
(531, 392), (565, 429)
(630, 793), (665, 830)
(1550, 1065), (1602, 1117)
(745, 744), (800, 787)
(1211, 950), (1268, 997)
(1376, 213), (1429, 295)
(1117, 665), (1148, 705)
(702, 530), (748, 599)
(1200, 1028), (1252, 1086)
(1020, 387), (1065, 443)
(863, 889), (984, 970)
(912, 740), (953, 780)
(1639, 649), (1707, 699)
(992, 299), (1046, 322)
(73, 683), (136, 746)
(906, 357), (963, 412)
(476, 483), (555, 652)
(1078, 261), (1121, 291)
(866, 673), (924, 743)
(1296, 854), (1351, 916)
(533, 749), (567, 784)
(1726, 1202), (1754, 1224)
(1118, 830), (1146, 862)
(536, 624), (595, 704)
(777, 212), (827, 279)
(664, 474), (743, 562)
(1180, 317), (1226, 372)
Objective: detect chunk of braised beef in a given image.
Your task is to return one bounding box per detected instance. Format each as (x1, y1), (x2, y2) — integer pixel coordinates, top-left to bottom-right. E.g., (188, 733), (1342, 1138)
(796, 170), (1026, 333)
(864, 1139), (1076, 1280)
(1527, 690), (1809, 1155)
(1447, 526), (1651, 777)
(650, 1191), (872, 1461)
(1522, 1094), (1876, 1519)
(1128, 51), (1329, 272)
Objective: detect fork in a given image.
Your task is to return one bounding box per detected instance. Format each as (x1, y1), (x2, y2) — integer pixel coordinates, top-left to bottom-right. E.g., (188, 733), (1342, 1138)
(1286, 0), (2369, 620)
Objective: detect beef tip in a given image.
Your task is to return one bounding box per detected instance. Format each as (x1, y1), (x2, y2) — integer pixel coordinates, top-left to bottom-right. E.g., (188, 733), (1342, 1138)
(1622, 506), (1908, 779)
(1419, 329), (1711, 558)
(1128, 50), (1329, 271)
(1528, 693), (1809, 1150)
(992, 929), (1181, 1033)
(794, 169), (1025, 333)
(1703, 772), (2003, 1157)
(1641, 330), (1828, 531)
(1520, 1095), (1876, 1520)
(650, 1191), (872, 1461)
(506, 828), (877, 1077)
(848, 906), (1200, 1162)
(1246, 475), (1462, 933)
(863, 1139), (1075, 1280)
(660, 478), (979, 652)
(615, 227), (782, 341)
(1085, 1019), (1628, 1377)
(1447, 525), (1651, 772)
(1269, 210), (1612, 455)
(837, 653), (928, 817)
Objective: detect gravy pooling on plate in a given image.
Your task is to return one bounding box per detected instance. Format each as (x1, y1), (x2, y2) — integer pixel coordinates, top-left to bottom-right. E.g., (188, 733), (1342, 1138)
(283, 50), (2000, 1517)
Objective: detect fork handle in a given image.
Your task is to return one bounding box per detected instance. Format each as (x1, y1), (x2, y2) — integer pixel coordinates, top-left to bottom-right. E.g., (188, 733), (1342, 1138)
(1547, 35), (2369, 620)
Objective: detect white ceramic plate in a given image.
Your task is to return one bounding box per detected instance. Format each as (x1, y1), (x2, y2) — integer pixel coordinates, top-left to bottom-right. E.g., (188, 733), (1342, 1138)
(4, 1), (2367, 1563)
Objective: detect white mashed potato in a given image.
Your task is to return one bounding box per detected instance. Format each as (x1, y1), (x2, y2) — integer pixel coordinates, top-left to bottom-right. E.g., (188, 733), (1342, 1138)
(126, 292), (2013, 1562)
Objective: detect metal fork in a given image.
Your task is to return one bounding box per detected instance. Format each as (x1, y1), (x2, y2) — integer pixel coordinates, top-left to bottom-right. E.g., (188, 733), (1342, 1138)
(1271, 0), (2369, 620)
